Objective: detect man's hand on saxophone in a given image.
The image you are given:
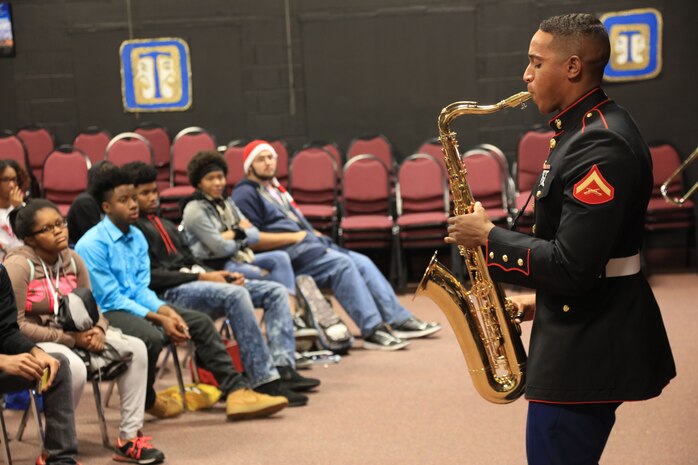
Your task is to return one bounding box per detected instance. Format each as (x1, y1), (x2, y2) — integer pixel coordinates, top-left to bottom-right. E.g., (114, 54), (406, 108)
(444, 201), (495, 248)
(511, 294), (536, 324)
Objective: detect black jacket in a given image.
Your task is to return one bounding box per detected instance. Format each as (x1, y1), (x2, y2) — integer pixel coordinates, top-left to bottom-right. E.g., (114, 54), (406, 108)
(0, 265), (36, 355)
(486, 87), (676, 402)
(67, 192), (102, 246)
(135, 215), (208, 294)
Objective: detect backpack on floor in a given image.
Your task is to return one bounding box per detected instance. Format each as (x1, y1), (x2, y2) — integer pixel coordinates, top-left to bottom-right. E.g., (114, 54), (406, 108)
(295, 275), (354, 355)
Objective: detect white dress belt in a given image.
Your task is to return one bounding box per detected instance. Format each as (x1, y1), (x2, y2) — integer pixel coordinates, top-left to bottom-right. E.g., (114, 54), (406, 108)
(605, 253), (641, 278)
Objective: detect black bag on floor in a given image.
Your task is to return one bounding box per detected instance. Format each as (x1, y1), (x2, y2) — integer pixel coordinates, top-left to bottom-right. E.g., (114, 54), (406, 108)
(295, 275), (353, 355)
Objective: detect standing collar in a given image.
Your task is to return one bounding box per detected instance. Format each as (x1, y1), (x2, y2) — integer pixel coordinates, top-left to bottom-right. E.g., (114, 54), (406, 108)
(548, 87), (609, 131)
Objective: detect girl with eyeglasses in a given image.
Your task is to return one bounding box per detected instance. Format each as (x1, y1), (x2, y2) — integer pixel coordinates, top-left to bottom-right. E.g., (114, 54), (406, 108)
(3, 199), (166, 464)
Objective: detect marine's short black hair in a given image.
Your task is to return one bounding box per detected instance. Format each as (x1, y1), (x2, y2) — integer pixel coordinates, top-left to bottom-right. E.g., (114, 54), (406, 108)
(90, 166), (134, 208)
(187, 151), (228, 187)
(9, 199), (61, 240)
(539, 13), (610, 80)
(122, 161), (158, 187)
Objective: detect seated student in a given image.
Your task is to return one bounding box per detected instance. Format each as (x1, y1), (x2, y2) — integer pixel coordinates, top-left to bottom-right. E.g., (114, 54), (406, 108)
(180, 151), (296, 296)
(4, 199), (165, 464)
(0, 159), (30, 261)
(67, 161), (116, 246)
(232, 140), (442, 351)
(0, 263), (80, 465)
(122, 161), (317, 406)
(74, 167), (289, 421)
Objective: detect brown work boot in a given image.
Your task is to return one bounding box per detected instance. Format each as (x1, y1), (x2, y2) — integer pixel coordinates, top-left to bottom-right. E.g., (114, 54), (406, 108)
(226, 388), (288, 421)
(146, 393), (183, 419)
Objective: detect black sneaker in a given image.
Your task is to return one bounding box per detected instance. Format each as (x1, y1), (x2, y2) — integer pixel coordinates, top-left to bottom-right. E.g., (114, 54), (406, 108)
(391, 317), (442, 339)
(255, 379), (309, 407)
(113, 431), (165, 464)
(277, 365), (321, 392)
(363, 324), (410, 351)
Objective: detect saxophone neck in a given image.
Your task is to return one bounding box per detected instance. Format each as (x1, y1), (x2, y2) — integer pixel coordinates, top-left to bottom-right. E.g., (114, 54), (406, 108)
(438, 92), (531, 133)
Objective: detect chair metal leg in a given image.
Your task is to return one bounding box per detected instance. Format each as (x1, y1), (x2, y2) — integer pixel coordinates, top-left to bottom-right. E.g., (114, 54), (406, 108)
(28, 390), (44, 450)
(103, 380), (116, 408)
(0, 399), (12, 465)
(156, 348), (172, 381)
(169, 345), (188, 411)
(91, 379), (111, 449)
(14, 403), (29, 442)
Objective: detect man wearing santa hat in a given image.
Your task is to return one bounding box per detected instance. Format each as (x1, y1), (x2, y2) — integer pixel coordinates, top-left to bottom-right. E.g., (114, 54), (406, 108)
(232, 140), (441, 351)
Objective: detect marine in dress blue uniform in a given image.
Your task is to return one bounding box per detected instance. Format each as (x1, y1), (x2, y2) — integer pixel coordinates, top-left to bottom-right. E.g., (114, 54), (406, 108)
(447, 14), (675, 465)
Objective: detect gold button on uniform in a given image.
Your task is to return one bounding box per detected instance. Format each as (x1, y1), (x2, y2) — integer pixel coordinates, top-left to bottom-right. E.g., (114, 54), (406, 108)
(489, 251), (494, 259)
(563, 305), (570, 312)
(536, 190), (542, 198)
(549, 138), (556, 149)
(517, 258), (524, 266)
(502, 255), (509, 262)
(555, 118), (562, 130)
(586, 112), (593, 118)
(532, 224), (536, 234)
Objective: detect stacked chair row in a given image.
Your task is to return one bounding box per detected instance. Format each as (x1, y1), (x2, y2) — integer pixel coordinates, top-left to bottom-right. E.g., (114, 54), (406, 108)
(0, 126), (694, 278)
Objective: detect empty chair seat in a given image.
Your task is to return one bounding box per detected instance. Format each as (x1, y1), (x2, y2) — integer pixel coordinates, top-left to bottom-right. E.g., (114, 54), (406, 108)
(42, 146), (90, 215)
(73, 126), (111, 165)
(105, 132), (155, 167)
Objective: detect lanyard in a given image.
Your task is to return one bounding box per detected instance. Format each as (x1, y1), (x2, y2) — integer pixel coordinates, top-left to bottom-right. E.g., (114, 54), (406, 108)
(38, 256), (62, 316)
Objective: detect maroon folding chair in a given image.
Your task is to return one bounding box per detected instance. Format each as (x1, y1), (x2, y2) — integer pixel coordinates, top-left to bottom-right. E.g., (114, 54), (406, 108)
(268, 139), (290, 188)
(223, 139), (248, 194)
(42, 146), (90, 215)
(416, 137), (446, 173)
(17, 124), (54, 185)
(134, 123), (171, 192)
(340, 154), (400, 286)
(463, 143), (516, 227)
(513, 129), (554, 230)
(289, 146), (339, 239)
(105, 132), (155, 167)
(159, 127), (216, 220)
(396, 153), (455, 289)
(0, 131), (29, 169)
(644, 143), (696, 272)
(73, 127), (111, 165)
(346, 134), (395, 173)
(301, 140), (344, 190)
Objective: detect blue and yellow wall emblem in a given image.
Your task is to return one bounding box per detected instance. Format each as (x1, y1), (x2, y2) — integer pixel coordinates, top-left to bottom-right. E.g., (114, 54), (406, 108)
(601, 8), (662, 82)
(120, 38), (192, 112)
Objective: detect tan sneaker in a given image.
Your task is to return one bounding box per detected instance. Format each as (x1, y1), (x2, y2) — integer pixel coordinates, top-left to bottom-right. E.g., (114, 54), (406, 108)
(146, 393), (183, 419)
(226, 388), (288, 421)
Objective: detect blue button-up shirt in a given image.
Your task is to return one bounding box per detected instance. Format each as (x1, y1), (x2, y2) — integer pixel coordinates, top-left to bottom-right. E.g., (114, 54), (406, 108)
(75, 216), (166, 318)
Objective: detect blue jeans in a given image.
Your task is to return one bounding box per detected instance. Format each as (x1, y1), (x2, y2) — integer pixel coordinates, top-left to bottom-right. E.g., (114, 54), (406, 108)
(294, 249), (412, 337)
(224, 250), (296, 295)
(162, 279), (295, 387)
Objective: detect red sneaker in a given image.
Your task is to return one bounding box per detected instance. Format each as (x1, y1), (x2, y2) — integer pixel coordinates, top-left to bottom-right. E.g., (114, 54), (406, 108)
(112, 431), (165, 464)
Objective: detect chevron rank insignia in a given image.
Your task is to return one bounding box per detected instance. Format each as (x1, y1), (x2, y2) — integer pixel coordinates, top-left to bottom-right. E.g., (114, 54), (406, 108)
(573, 164), (614, 204)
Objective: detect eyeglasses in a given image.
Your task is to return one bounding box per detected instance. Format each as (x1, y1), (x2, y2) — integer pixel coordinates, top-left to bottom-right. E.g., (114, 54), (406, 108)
(30, 218), (68, 236)
(0, 176), (18, 184)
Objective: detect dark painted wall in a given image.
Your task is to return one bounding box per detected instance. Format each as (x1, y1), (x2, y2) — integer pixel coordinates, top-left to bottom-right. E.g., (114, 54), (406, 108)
(1, 0), (697, 181)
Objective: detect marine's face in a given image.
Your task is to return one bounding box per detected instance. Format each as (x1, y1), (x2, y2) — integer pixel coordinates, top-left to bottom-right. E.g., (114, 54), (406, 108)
(523, 30), (569, 114)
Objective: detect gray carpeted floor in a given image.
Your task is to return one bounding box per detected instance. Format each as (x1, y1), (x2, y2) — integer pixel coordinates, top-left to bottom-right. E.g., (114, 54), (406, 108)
(3, 272), (697, 465)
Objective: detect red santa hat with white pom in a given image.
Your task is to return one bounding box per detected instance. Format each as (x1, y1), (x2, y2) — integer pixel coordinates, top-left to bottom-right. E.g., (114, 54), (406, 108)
(243, 140), (277, 175)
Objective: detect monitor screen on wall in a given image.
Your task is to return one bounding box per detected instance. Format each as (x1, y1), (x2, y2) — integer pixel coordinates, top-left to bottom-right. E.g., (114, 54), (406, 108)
(0, 2), (15, 57)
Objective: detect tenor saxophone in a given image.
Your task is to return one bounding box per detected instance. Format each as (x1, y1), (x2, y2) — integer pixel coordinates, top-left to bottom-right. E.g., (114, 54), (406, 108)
(415, 92), (530, 404)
